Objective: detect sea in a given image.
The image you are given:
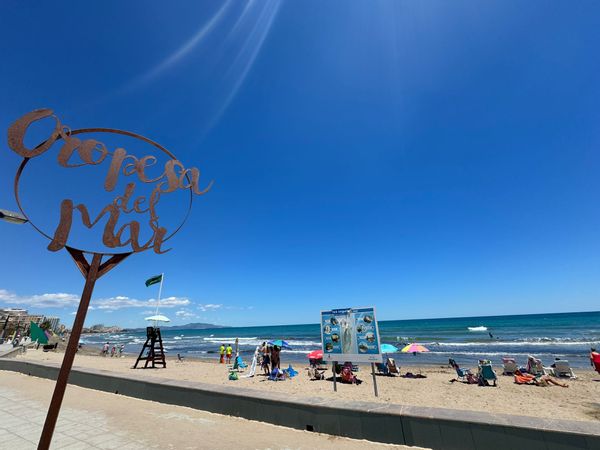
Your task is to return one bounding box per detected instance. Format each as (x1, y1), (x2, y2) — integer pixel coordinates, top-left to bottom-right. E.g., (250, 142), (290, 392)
(81, 311), (600, 369)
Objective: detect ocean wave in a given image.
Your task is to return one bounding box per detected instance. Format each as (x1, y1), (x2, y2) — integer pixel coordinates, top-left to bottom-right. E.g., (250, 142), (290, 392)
(467, 326), (488, 332)
(434, 339), (599, 347)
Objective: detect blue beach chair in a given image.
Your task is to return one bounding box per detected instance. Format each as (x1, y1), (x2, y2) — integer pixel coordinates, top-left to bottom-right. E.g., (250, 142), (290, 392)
(449, 358), (472, 382)
(478, 360), (497, 387)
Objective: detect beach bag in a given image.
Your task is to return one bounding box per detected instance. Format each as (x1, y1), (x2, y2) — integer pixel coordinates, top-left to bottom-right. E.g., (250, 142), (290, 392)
(228, 371), (238, 381)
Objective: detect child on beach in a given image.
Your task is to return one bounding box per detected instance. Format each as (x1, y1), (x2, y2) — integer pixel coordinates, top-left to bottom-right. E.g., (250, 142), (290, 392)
(111, 345), (116, 357)
(118, 344), (124, 357)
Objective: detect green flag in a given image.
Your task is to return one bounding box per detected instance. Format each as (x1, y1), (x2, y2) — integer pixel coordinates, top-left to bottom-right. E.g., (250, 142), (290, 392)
(145, 274), (162, 287)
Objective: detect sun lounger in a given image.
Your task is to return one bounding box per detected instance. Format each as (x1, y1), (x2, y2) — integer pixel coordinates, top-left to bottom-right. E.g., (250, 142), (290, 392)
(553, 360), (576, 379)
(527, 356), (553, 376)
(386, 357), (400, 375)
(478, 360), (497, 386)
(502, 357), (518, 375)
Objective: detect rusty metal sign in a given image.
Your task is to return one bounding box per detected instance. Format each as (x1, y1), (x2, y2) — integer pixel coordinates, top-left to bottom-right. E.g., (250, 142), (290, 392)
(9, 108), (211, 255)
(6, 108), (212, 450)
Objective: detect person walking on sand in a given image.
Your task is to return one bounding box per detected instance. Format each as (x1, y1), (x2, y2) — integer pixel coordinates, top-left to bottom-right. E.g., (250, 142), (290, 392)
(111, 345), (116, 357)
(102, 342), (109, 356)
(119, 344), (125, 357)
(219, 344), (225, 363)
(226, 344), (233, 364)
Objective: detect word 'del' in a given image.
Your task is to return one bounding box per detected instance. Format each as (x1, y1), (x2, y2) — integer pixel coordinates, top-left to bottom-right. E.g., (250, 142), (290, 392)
(8, 109), (212, 254)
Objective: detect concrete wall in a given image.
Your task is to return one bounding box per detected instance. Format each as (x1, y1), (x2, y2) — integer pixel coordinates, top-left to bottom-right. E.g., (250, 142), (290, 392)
(1, 358), (598, 449)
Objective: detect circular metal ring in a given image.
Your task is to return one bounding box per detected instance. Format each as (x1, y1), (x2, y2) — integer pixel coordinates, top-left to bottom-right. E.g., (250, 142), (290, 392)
(14, 128), (194, 256)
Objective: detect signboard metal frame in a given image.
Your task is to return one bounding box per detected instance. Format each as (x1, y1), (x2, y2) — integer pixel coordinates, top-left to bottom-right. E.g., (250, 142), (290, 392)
(320, 306), (382, 397)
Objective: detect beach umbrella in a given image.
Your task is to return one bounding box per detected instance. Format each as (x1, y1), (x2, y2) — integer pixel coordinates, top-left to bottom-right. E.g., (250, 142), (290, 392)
(308, 349), (323, 360)
(381, 344), (398, 354)
(268, 339), (292, 349)
(145, 314), (170, 328)
(401, 343), (429, 354)
(144, 314), (170, 322)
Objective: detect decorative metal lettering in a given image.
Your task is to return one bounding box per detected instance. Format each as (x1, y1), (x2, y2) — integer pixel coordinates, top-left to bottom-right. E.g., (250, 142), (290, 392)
(8, 108), (212, 254)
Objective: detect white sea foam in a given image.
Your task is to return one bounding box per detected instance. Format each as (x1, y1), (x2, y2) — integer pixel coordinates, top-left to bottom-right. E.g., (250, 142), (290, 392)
(433, 340), (599, 347)
(467, 326), (488, 332)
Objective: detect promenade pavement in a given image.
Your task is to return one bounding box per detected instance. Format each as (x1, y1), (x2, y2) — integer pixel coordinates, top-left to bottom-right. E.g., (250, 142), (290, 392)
(0, 371), (410, 449)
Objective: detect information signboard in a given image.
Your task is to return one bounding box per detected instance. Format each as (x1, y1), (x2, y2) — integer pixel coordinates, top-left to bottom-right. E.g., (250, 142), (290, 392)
(320, 307), (382, 363)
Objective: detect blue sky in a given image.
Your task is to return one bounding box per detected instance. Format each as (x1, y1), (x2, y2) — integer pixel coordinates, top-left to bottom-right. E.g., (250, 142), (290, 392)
(1, 1), (599, 328)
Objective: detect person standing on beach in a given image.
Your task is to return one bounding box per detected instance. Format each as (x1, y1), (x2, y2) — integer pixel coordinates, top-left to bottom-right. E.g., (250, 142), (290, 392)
(271, 345), (281, 372)
(102, 342), (109, 356)
(591, 348), (599, 367)
(226, 344), (233, 364)
(119, 344), (125, 357)
(261, 342), (271, 375)
(219, 344), (225, 363)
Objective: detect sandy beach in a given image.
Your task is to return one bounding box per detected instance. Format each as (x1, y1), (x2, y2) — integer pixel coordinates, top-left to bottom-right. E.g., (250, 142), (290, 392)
(16, 349), (600, 423)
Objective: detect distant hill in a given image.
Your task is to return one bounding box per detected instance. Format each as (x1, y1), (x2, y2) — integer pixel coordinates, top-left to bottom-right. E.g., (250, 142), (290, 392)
(123, 322), (228, 332)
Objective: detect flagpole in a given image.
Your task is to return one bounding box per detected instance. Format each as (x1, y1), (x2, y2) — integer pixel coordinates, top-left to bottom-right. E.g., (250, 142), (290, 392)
(154, 273), (164, 328)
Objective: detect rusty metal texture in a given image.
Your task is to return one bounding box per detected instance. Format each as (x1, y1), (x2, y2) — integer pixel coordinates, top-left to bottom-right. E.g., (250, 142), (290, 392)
(9, 109), (212, 255)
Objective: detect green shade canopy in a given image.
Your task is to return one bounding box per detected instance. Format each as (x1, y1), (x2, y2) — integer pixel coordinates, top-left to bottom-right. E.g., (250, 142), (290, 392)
(30, 321), (48, 344)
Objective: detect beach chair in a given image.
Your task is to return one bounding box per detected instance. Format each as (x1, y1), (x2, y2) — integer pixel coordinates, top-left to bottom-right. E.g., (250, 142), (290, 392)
(376, 362), (389, 375)
(386, 357), (400, 375)
(478, 360), (497, 387)
(553, 360), (576, 379)
(527, 356), (552, 376)
(449, 358), (472, 382)
(176, 353), (185, 363)
(502, 357), (518, 375)
(340, 363), (358, 384)
(231, 355), (247, 372)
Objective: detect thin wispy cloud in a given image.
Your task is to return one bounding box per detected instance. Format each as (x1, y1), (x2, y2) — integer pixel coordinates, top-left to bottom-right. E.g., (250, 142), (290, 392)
(197, 303), (222, 312)
(123, 1), (233, 90)
(175, 309), (198, 319)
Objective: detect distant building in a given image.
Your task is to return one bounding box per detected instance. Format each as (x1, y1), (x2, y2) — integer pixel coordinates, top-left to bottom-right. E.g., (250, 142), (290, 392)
(0, 308), (44, 338)
(44, 316), (60, 332)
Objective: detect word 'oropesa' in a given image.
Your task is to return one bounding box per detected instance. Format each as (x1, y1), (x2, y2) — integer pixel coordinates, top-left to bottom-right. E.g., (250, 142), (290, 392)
(8, 109), (211, 254)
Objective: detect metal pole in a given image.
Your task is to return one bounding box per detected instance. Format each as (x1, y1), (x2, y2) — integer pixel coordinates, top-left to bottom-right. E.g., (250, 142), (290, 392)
(38, 253), (102, 450)
(153, 273), (164, 328)
(332, 361), (337, 392)
(371, 363), (379, 397)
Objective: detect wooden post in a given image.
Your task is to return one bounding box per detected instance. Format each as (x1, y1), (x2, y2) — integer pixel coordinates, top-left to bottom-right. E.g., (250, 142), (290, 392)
(332, 361), (337, 392)
(38, 253), (102, 450)
(371, 363), (379, 397)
